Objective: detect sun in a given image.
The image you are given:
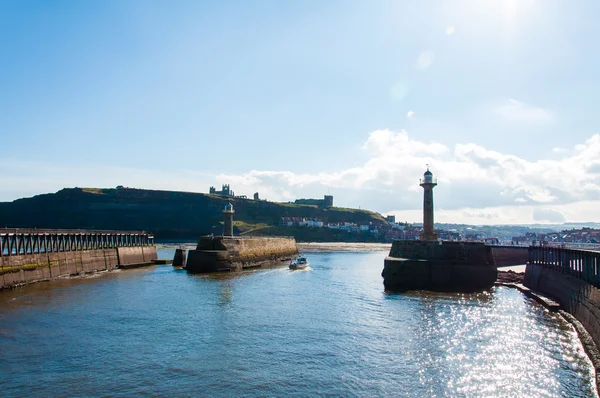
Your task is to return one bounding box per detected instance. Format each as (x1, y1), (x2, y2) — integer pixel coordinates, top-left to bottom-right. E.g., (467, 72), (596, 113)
(446, 0), (538, 36)
(479, 0), (536, 23)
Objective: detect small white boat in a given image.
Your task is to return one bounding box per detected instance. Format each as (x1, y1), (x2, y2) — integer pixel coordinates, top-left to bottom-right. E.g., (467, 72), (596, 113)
(289, 256), (309, 270)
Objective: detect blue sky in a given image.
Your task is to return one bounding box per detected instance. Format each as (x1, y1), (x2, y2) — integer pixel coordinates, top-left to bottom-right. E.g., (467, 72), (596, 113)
(2, 0), (600, 224)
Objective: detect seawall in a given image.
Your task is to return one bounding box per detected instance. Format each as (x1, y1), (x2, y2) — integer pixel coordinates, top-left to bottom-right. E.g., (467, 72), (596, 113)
(0, 246), (157, 290)
(186, 236), (298, 272)
(524, 263), (600, 350)
(490, 246), (529, 266)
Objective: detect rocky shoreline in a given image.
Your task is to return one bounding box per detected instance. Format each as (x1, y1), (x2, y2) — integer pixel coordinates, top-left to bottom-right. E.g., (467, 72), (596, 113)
(497, 270), (524, 284)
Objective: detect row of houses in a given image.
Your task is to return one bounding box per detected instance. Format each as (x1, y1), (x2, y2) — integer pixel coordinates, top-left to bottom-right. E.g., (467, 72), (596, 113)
(280, 217), (380, 233)
(280, 217), (511, 243)
(281, 217), (483, 241)
(330, 223), (379, 234)
(280, 217), (324, 228)
(513, 227), (600, 244)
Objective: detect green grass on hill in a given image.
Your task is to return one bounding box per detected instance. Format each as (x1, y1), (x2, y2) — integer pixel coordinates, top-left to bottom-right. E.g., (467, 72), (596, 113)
(81, 188), (105, 195)
(0, 187), (388, 240)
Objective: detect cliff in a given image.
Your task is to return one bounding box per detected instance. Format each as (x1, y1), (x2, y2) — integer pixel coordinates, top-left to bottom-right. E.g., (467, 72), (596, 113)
(0, 187), (386, 240)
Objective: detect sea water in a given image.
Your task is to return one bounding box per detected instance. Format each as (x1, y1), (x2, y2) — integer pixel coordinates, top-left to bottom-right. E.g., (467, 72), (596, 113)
(0, 249), (596, 397)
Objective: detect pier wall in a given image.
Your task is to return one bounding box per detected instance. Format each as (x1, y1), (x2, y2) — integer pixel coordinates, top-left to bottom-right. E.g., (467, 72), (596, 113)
(0, 246), (157, 290)
(187, 236), (298, 272)
(223, 237), (299, 262)
(490, 246), (529, 266)
(388, 240), (494, 263)
(117, 246), (157, 266)
(383, 240), (497, 292)
(525, 263), (600, 348)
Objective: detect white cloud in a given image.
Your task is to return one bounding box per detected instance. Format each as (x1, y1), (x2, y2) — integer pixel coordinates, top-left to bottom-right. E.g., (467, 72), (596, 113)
(446, 25), (455, 35)
(492, 98), (554, 125)
(552, 147), (567, 153)
(416, 50), (435, 70)
(390, 199), (600, 225)
(361, 129), (448, 157)
(532, 208), (566, 223)
(215, 130), (600, 223)
(387, 202), (590, 225)
(407, 111), (415, 118)
(4, 130), (600, 224)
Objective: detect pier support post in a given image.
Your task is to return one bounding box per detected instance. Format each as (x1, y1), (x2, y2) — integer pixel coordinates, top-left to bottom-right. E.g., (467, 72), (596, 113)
(173, 248), (187, 267)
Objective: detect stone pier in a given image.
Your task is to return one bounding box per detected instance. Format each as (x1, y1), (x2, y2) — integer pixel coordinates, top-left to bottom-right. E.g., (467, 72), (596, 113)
(382, 240), (497, 292)
(0, 228), (157, 289)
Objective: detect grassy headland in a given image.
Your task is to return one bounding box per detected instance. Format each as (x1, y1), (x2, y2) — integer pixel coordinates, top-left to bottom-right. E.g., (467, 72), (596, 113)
(0, 187), (386, 241)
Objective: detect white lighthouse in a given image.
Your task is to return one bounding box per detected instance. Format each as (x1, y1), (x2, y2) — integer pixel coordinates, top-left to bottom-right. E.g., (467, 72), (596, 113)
(222, 202), (235, 237)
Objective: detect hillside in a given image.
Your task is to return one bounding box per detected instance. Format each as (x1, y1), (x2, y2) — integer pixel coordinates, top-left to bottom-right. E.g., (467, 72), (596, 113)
(0, 187), (386, 240)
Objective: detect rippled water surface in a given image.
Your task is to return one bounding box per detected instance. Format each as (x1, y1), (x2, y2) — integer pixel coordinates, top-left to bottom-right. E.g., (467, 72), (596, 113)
(0, 249), (596, 397)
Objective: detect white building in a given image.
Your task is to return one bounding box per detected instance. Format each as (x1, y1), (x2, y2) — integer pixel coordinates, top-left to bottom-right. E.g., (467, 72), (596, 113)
(306, 219), (324, 227)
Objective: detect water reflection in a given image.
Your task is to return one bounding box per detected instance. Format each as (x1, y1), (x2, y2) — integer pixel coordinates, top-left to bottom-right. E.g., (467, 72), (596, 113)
(218, 280), (234, 307)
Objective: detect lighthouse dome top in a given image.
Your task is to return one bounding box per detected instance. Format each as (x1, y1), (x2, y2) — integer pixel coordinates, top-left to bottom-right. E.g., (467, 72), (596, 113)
(224, 202), (234, 211)
(422, 168), (435, 184)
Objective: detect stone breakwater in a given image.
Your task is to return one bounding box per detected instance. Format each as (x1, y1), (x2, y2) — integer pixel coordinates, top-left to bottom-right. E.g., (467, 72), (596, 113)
(490, 246), (529, 266)
(383, 240), (497, 292)
(185, 236), (299, 273)
(525, 263), (600, 359)
(298, 242), (391, 252)
(0, 246), (157, 290)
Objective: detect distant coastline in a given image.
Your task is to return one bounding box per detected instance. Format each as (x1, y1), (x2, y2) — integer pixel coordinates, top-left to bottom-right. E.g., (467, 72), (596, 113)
(298, 242), (391, 252)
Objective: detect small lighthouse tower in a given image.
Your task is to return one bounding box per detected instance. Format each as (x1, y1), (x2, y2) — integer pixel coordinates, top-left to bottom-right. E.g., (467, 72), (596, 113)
(222, 202), (235, 237)
(419, 167), (438, 241)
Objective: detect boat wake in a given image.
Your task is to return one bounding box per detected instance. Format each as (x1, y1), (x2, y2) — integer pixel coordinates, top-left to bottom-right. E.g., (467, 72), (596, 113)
(289, 266), (312, 272)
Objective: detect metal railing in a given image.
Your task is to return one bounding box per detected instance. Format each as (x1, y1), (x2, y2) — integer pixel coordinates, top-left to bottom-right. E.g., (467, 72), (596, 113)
(0, 228), (154, 257)
(528, 246), (600, 288)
